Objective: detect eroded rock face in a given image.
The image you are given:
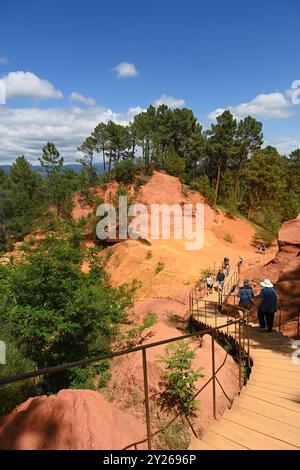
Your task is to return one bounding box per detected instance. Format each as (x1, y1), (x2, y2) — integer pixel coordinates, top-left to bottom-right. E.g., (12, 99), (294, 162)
(241, 213), (300, 336)
(0, 389), (146, 450)
(278, 213), (300, 249)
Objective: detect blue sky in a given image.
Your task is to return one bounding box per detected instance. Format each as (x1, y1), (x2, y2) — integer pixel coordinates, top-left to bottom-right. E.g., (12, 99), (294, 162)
(0, 0), (300, 163)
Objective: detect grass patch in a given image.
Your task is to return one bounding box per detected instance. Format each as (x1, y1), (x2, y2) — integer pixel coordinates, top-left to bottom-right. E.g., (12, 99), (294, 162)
(155, 261), (165, 274)
(224, 232), (234, 243)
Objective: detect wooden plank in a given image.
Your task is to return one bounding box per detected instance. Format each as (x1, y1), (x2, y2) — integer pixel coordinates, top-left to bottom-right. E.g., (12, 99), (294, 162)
(223, 407), (300, 448)
(208, 419), (297, 450)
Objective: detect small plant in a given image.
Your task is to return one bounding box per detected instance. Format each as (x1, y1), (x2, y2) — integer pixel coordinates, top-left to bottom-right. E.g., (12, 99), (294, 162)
(224, 232), (234, 243)
(155, 261), (165, 274)
(158, 341), (204, 417)
(146, 250), (152, 260)
(155, 419), (191, 450)
(125, 312), (157, 347)
(142, 311), (157, 328)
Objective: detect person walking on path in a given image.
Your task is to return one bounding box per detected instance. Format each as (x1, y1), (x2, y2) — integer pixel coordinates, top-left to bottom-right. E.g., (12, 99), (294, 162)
(238, 255), (244, 273)
(206, 273), (213, 295)
(261, 243), (266, 254)
(237, 279), (254, 310)
(258, 279), (278, 332)
(216, 270), (225, 291)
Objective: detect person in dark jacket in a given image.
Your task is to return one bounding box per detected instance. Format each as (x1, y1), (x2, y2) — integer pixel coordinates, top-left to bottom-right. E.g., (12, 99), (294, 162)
(216, 270), (225, 290)
(258, 279), (278, 332)
(237, 279), (254, 310)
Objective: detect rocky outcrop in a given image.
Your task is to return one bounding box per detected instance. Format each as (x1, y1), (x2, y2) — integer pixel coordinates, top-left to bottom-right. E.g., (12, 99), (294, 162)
(0, 389), (146, 450)
(241, 214), (300, 337)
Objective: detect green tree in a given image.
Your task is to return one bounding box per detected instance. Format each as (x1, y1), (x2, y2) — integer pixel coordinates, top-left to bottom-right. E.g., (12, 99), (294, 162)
(243, 146), (285, 219)
(208, 111), (237, 203)
(235, 116), (263, 200)
(77, 135), (97, 187)
(39, 142), (65, 217)
(0, 236), (134, 392)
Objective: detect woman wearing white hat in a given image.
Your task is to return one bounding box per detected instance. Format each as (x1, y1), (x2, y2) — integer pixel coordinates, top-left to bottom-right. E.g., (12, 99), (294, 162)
(257, 279), (278, 332)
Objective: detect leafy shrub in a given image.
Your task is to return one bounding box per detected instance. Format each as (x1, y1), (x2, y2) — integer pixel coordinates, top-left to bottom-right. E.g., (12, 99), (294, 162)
(126, 312), (157, 347)
(163, 150), (185, 180)
(0, 237), (134, 393)
(255, 207), (281, 245)
(0, 330), (38, 415)
(190, 175), (215, 206)
(158, 341), (203, 417)
(115, 159), (138, 185)
(224, 232), (234, 243)
(156, 261), (165, 274)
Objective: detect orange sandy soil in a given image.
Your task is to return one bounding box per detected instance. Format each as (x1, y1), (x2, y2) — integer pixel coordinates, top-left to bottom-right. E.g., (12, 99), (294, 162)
(0, 171), (280, 450)
(92, 172), (276, 446)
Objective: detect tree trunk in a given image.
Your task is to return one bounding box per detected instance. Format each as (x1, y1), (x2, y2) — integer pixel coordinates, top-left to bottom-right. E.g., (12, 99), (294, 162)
(215, 159), (221, 203)
(108, 151), (112, 174)
(234, 156), (243, 201)
(102, 145), (106, 172)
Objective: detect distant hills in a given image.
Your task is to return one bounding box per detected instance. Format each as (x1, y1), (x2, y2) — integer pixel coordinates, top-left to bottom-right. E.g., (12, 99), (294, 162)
(0, 163), (105, 175)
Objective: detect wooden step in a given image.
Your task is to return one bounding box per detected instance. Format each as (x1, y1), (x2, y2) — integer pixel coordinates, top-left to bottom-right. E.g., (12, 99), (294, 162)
(208, 418), (298, 450)
(189, 437), (217, 450)
(242, 385), (300, 413)
(232, 394), (300, 428)
(201, 429), (248, 450)
(247, 381), (300, 401)
(223, 407), (300, 448)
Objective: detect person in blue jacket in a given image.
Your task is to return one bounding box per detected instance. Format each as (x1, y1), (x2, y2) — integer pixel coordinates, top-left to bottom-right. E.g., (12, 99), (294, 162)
(216, 270), (225, 290)
(237, 279), (254, 310)
(258, 279), (278, 332)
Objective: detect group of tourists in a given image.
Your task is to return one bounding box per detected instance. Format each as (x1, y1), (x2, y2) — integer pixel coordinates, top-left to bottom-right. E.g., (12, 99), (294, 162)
(205, 255), (278, 333)
(206, 256), (232, 295)
(237, 278), (277, 332)
(257, 242), (266, 253)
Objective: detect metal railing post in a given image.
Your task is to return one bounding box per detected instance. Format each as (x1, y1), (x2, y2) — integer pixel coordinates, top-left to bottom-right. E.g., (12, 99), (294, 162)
(142, 349), (152, 450)
(279, 305), (282, 333)
(238, 318), (242, 390)
(247, 313), (251, 369)
(211, 330), (217, 419)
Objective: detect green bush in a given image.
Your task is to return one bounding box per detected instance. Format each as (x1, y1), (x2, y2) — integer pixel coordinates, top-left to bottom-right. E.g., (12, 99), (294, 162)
(255, 207), (281, 245)
(156, 261), (165, 274)
(0, 330), (38, 416)
(158, 341), (203, 417)
(164, 150), (185, 180)
(224, 232), (234, 243)
(0, 237), (134, 393)
(115, 159), (138, 185)
(190, 175), (215, 206)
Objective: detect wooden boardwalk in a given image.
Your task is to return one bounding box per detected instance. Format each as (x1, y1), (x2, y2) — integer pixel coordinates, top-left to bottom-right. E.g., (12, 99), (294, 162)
(189, 276), (300, 451)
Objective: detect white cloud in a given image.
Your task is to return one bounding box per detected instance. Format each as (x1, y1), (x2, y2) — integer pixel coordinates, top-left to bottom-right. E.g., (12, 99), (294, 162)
(154, 94), (185, 108)
(265, 137), (300, 155)
(69, 92), (96, 106)
(0, 56), (9, 65)
(208, 92), (292, 121)
(113, 62), (138, 78)
(0, 105), (144, 164)
(3, 71), (63, 100)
